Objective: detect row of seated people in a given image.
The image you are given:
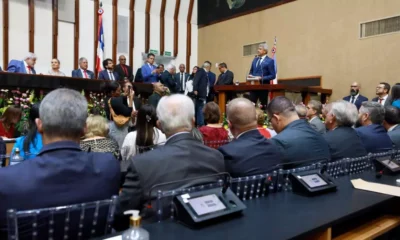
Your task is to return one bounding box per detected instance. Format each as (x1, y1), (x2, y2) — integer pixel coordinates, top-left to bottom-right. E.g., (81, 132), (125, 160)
(1, 88), (400, 235)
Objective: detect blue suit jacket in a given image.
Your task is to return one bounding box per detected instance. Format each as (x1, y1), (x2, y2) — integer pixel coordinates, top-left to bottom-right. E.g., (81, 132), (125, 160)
(0, 141), (120, 232)
(249, 56), (276, 84)
(218, 129), (282, 177)
(343, 94), (368, 110)
(71, 69), (95, 79)
(272, 119), (331, 165)
(207, 71), (216, 86)
(7, 60), (36, 74)
(355, 124), (393, 153)
(141, 63), (158, 83)
(98, 70), (119, 81)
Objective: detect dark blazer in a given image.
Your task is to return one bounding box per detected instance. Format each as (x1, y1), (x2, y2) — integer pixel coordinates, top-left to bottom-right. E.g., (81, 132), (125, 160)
(372, 96), (392, 107)
(134, 68), (143, 83)
(249, 56), (276, 84)
(343, 94), (368, 110)
(355, 124), (393, 153)
(119, 133), (225, 212)
(7, 60), (36, 74)
(71, 69), (95, 79)
(272, 119), (331, 165)
(98, 70), (119, 81)
(175, 72), (190, 92)
(193, 68), (208, 99)
(0, 141), (120, 232)
(161, 71), (179, 93)
(216, 70), (234, 85)
(115, 64), (133, 81)
(388, 125), (400, 149)
(105, 96), (133, 121)
(218, 129), (282, 177)
(324, 127), (368, 161)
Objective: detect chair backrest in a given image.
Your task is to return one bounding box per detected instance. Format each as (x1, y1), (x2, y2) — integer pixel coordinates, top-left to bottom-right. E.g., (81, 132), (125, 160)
(203, 140), (230, 149)
(7, 196), (118, 240)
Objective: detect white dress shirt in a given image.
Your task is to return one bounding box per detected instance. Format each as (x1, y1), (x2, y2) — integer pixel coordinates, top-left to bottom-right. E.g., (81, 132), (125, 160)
(108, 71), (115, 80)
(23, 61), (31, 74)
(349, 94), (359, 104)
(388, 124), (398, 132)
(80, 68), (89, 78)
(378, 94), (388, 106)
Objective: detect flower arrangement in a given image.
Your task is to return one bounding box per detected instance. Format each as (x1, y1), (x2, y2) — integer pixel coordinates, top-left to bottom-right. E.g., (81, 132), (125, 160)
(87, 91), (106, 117)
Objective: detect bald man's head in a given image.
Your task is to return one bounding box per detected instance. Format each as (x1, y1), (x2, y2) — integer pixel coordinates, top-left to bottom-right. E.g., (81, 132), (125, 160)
(350, 82), (361, 95)
(227, 98), (257, 137)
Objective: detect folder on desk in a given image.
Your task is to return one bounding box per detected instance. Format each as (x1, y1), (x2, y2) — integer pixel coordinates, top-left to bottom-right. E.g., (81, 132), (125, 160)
(351, 179), (400, 197)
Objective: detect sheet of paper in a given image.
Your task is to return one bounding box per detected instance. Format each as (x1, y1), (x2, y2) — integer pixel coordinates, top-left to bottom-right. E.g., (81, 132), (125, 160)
(351, 178), (400, 197)
(103, 236), (122, 240)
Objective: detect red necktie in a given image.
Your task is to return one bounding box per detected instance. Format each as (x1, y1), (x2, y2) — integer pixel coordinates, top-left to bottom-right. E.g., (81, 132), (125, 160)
(27, 66), (31, 74)
(379, 98), (383, 104)
(83, 70), (88, 78)
(122, 65), (128, 77)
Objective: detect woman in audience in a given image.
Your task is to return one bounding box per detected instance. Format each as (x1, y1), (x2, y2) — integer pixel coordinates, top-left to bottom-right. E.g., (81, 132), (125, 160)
(80, 114), (120, 159)
(121, 104), (166, 168)
(185, 66), (199, 98)
(256, 108), (276, 138)
(391, 84), (400, 108)
(47, 58), (65, 76)
(11, 103), (42, 159)
(0, 106), (22, 138)
(199, 102), (229, 148)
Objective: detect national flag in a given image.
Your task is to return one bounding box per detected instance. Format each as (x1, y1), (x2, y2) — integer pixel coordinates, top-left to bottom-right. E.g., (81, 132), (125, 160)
(96, 3), (105, 75)
(270, 37), (278, 85)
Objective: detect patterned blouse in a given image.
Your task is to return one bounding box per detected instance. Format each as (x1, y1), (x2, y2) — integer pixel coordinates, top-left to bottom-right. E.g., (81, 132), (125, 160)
(80, 138), (120, 160)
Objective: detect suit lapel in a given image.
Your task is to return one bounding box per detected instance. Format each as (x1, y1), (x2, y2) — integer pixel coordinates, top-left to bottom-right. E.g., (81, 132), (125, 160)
(20, 61), (27, 74)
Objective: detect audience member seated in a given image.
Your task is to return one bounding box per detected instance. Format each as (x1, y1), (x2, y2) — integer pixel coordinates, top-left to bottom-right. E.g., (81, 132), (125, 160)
(98, 58), (119, 80)
(390, 84), (400, 108)
(0, 106), (22, 138)
(71, 57), (95, 79)
(218, 98), (282, 177)
(121, 104), (166, 169)
(256, 108), (275, 138)
(11, 103), (42, 159)
(306, 100), (326, 134)
(383, 106), (400, 148)
(0, 89), (120, 235)
(343, 82), (368, 110)
(295, 104), (307, 119)
(372, 82), (391, 107)
(268, 96), (331, 165)
(355, 101), (393, 153)
(122, 81), (142, 131)
(47, 58), (65, 76)
(199, 102), (229, 147)
(7, 52), (37, 74)
(119, 94), (224, 215)
(323, 101), (367, 160)
(148, 82), (166, 109)
(80, 114), (120, 159)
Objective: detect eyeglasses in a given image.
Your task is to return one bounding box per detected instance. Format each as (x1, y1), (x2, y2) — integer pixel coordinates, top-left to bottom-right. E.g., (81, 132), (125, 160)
(119, 59), (126, 61)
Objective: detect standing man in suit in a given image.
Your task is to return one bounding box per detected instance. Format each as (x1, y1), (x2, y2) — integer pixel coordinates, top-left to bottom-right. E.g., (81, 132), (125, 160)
(372, 82), (392, 107)
(141, 53), (159, 83)
(355, 101), (392, 153)
(0, 89), (120, 233)
(114, 55), (133, 81)
(216, 62), (234, 86)
(218, 98), (282, 177)
(119, 94), (224, 213)
(383, 106), (400, 149)
(71, 57), (95, 79)
(193, 62), (210, 126)
(248, 43), (276, 107)
(306, 100), (326, 134)
(98, 58), (119, 80)
(161, 64), (178, 93)
(175, 64), (189, 94)
(7, 52), (37, 74)
(343, 82), (368, 110)
(204, 61), (217, 103)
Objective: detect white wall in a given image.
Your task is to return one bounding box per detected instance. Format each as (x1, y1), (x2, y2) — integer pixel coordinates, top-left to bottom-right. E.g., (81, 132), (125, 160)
(133, 0), (146, 72)
(79, 0), (94, 71)
(164, 0), (175, 60)
(58, 22), (74, 77)
(190, 0), (198, 70)
(150, 0), (161, 54)
(117, 0), (130, 63)
(34, 0), (52, 74)
(176, 0), (189, 68)
(8, 0), (29, 64)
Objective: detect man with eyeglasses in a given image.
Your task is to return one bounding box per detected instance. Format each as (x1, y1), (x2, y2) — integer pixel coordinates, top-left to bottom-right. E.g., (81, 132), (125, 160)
(372, 82), (392, 107)
(114, 55), (134, 81)
(343, 82), (368, 110)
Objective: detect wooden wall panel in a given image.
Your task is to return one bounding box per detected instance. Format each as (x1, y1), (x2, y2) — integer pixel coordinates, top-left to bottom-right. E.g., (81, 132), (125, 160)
(186, 0), (194, 73)
(173, 0), (181, 57)
(3, 0), (9, 69)
(52, 0), (58, 58)
(74, 0), (80, 69)
(129, 0), (135, 67)
(112, 0), (118, 62)
(145, 0), (151, 53)
(160, 0), (166, 55)
(28, 0), (35, 52)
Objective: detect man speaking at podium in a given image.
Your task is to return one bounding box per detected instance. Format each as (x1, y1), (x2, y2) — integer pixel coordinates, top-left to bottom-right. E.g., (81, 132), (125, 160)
(248, 43), (276, 107)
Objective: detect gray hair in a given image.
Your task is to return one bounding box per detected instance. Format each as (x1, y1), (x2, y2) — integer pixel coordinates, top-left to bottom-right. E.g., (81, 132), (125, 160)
(156, 94), (194, 135)
(259, 43), (268, 51)
(359, 101), (385, 124)
(40, 88), (88, 139)
(295, 105), (307, 119)
(24, 52), (37, 60)
(308, 100), (322, 115)
(167, 64), (176, 70)
(78, 57), (88, 64)
(328, 100), (358, 127)
(203, 62), (211, 68)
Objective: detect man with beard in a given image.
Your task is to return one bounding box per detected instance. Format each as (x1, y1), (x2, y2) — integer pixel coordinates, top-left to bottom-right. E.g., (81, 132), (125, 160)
(343, 82), (368, 110)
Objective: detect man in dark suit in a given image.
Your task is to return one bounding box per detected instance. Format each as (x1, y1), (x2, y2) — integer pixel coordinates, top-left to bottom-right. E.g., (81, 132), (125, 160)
(204, 61), (217, 103)
(119, 94), (224, 214)
(372, 82), (392, 107)
(175, 64), (189, 94)
(71, 57), (95, 79)
(193, 63), (209, 126)
(268, 96), (331, 165)
(355, 101), (393, 153)
(98, 58), (119, 80)
(323, 101), (367, 161)
(161, 64), (178, 93)
(218, 98), (282, 177)
(114, 55), (134, 81)
(0, 89), (120, 234)
(306, 100), (326, 134)
(343, 82), (368, 110)
(134, 68), (143, 82)
(383, 106), (400, 149)
(7, 52), (37, 74)
(249, 43), (276, 107)
(216, 62), (234, 86)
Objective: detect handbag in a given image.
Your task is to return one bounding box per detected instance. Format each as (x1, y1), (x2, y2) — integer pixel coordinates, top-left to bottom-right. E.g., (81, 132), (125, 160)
(108, 98), (130, 127)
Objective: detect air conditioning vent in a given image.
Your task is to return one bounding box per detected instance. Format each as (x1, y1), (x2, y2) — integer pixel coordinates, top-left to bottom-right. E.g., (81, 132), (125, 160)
(360, 15), (400, 38)
(243, 42), (265, 56)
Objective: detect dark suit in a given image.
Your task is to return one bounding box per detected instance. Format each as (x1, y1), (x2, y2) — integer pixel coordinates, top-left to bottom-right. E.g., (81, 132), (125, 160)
(98, 70), (119, 81)
(134, 68), (143, 83)
(115, 64), (133, 81)
(71, 69), (95, 79)
(104, 96), (133, 121)
(7, 60), (36, 74)
(272, 119), (331, 165)
(355, 124), (393, 153)
(249, 56), (276, 106)
(207, 71), (217, 102)
(309, 117), (326, 134)
(343, 94), (368, 110)
(388, 125), (400, 149)
(218, 129), (282, 177)
(193, 68), (209, 126)
(372, 95), (392, 107)
(119, 133), (224, 213)
(161, 71), (179, 93)
(175, 72), (190, 93)
(324, 127), (368, 161)
(0, 141), (120, 234)
(216, 70), (234, 86)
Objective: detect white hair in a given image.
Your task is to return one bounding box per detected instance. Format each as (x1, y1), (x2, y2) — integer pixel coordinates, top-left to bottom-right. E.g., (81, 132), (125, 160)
(78, 57), (88, 64)
(259, 43), (268, 51)
(24, 52), (37, 60)
(167, 64), (176, 70)
(156, 94), (194, 135)
(328, 100), (358, 127)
